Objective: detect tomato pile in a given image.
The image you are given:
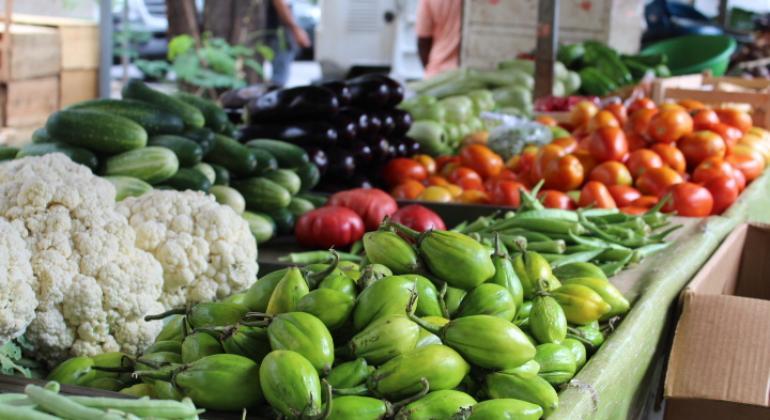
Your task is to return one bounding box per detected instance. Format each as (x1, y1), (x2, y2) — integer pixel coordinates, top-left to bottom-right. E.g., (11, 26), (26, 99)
(383, 98), (770, 217)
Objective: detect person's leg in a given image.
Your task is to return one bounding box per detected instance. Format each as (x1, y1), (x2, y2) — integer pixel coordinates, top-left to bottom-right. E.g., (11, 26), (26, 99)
(270, 28), (299, 87)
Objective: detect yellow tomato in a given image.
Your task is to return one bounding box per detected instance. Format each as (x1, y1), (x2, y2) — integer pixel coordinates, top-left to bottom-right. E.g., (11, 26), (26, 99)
(570, 101), (599, 127)
(738, 133), (770, 163)
(412, 154), (437, 175)
(445, 184), (463, 198)
(747, 126), (770, 143)
(732, 144), (767, 168)
(459, 190), (489, 204)
(418, 186), (453, 202)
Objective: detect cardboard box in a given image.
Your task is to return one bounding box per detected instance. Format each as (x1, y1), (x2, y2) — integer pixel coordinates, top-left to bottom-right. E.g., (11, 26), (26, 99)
(664, 223), (770, 419)
(12, 14), (99, 70)
(0, 76), (58, 127)
(0, 23), (61, 80)
(59, 69), (98, 107)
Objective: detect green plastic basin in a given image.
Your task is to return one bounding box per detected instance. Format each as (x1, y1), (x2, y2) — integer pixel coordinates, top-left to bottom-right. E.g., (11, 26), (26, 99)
(641, 35), (736, 76)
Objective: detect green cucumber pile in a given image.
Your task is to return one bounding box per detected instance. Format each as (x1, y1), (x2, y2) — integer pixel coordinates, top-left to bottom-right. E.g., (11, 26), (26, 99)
(1, 79), (325, 244)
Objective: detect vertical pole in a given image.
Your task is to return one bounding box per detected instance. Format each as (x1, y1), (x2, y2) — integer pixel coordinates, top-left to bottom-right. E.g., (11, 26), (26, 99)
(717, 0), (729, 27)
(99, 0), (113, 98)
(534, 0), (559, 99)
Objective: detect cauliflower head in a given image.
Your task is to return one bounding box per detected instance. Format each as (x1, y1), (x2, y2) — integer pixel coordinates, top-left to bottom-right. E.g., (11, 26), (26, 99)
(0, 218), (36, 344)
(0, 154), (165, 364)
(118, 190), (258, 309)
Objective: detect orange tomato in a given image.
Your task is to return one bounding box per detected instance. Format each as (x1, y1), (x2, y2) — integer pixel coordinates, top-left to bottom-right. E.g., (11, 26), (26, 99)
(435, 156), (460, 172)
(732, 144), (766, 168)
(632, 195), (659, 208)
(459, 189), (490, 204)
(459, 144), (504, 178)
(737, 133), (770, 163)
(662, 182), (713, 217)
(677, 99), (706, 111)
(715, 108), (752, 133)
(620, 206), (649, 215)
(579, 181), (617, 209)
(445, 184), (463, 197)
(629, 108), (658, 138)
(658, 103), (687, 113)
(490, 180), (527, 207)
(552, 136), (578, 154)
(588, 126), (628, 162)
(647, 108), (693, 143)
(383, 158), (428, 186)
(692, 157), (735, 184)
(425, 175), (450, 187)
(678, 131), (726, 168)
(484, 169), (519, 191)
(538, 190), (576, 209)
(448, 166), (482, 185)
(691, 108), (719, 131)
(536, 115), (558, 126)
(391, 180), (425, 200)
(733, 168), (746, 191)
(626, 132), (648, 151)
(418, 186), (453, 202)
(628, 97), (657, 115)
(651, 143), (687, 173)
(535, 145), (584, 191)
(608, 185), (642, 207)
(604, 103), (628, 126)
(626, 148), (663, 178)
(588, 110), (620, 132)
(413, 154), (437, 174)
(705, 175), (739, 215)
(570, 101), (599, 127)
(636, 166), (684, 196)
(589, 161), (632, 186)
(710, 122), (743, 152)
(726, 153), (764, 181)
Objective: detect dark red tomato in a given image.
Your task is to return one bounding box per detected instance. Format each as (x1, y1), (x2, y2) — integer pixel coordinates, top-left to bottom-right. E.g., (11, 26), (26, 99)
(490, 180), (528, 207)
(328, 188), (398, 231)
(578, 181), (617, 209)
(608, 185), (642, 207)
(382, 158), (428, 187)
(662, 182), (714, 217)
(704, 175), (739, 215)
(538, 190), (575, 209)
(295, 206), (365, 248)
(390, 204), (446, 232)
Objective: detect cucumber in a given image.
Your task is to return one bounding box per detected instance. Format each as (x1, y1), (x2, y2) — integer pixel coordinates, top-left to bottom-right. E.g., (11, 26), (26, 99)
(262, 169), (301, 195)
(268, 207), (295, 236)
(233, 177), (291, 212)
(0, 146), (18, 161)
(121, 79), (205, 128)
(31, 127), (53, 143)
(210, 164), (230, 186)
(294, 162), (320, 192)
(183, 127), (215, 155)
(248, 148), (278, 176)
(69, 98), (185, 134)
(16, 142), (99, 170)
(46, 109), (148, 154)
(103, 146), (179, 184)
(296, 192), (328, 208)
(103, 176), (153, 201)
(192, 162), (216, 184)
(207, 134), (257, 175)
(287, 197), (315, 217)
(149, 135), (203, 166)
(242, 211), (275, 244)
(209, 185), (246, 214)
(244, 139), (309, 168)
(162, 167), (212, 192)
(172, 92), (228, 133)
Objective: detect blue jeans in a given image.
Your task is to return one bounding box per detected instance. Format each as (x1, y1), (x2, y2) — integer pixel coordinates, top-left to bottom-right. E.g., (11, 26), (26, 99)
(268, 28), (298, 87)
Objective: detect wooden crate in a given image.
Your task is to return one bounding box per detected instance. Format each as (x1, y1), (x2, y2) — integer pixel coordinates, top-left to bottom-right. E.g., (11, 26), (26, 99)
(0, 76), (58, 127)
(60, 69), (98, 107)
(12, 13), (99, 70)
(0, 23), (60, 81)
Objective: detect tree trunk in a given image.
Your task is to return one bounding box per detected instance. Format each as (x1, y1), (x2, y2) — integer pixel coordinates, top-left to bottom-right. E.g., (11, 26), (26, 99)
(165, 0), (199, 40)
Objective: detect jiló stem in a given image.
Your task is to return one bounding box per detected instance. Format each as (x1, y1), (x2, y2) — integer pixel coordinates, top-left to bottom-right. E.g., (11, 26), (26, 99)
(144, 308), (187, 322)
(388, 221), (421, 241)
(315, 380), (334, 420)
(566, 327), (597, 347)
(305, 250), (340, 287)
(391, 378), (430, 411)
(407, 300), (442, 337)
(331, 385), (369, 396)
(438, 282), (450, 319)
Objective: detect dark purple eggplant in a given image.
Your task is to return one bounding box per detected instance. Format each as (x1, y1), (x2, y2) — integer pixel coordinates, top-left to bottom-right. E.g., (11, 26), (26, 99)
(394, 140), (409, 157)
(367, 113), (382, 139)
(321, 81), (352, 106)
(390, 109), (413, 136)
(225, 108), (244, 124)
(327, 149), (356, 179)
(349, 175), (373, 189)
(332, 113), (358, 143)
(246, 86), (339, 122)
(347, 79), (391, 109)
(237, 122), (338, 145)
(349, 140), (374, 165)
(339, 109), (369, 137)
(349, 74), (405, 107)
(402, 137), (422, 155)
(367, 136), (391, 162)
(375, 111), (395, 136)
(220, 84), (276, 108)
(306, 147), (329, 175)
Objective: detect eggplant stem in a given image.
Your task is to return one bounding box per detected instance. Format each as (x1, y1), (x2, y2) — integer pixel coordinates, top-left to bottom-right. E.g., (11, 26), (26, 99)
(305, 250), (340, 286)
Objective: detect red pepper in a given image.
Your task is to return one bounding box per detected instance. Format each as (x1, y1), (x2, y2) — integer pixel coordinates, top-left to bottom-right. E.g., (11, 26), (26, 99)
(295, 206), (365, 248)
(328, 188), (398, 231)
(390, 204), (446, 232)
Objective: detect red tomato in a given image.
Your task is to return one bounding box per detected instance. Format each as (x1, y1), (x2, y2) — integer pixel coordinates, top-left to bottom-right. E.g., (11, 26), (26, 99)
(425, 175), (450, 187)
(691, 157), (735, 184)
(711, 122), (743, 153)
(459, 144), (504, 178)
(629, 108), (658, 138)
(536, 115), (558, 126)
(588, 110), (620, 132)
(715, 108), (753, 133)
(651, 143), (687, 173)
(390, 204), (446, 232)
(579, 181), (617, 208)
(589, 161), (633, 186)
(620, 206), (649, 215)
(662, 182), (713, 217)
(733, 167), (747, 191)
(636, 166), (684, 196)
(535, 144), (585, 191)
(456, 177), (485, 191)
(329, 188), (399, 231)
(484, 169), (518, 191)
(588, 126), (629, 162)
(295, 206), (365, 248)
(383, 158), (428, 187)
(704, 175), (739, 215)
(647, 108), (693, 143)
(490, 180), (528, 207)
(678, 131), (727, 168)
(608, 185), (642, 207)
(628, 97), (657, 115)
(448, 166), (483, 185)
(435, 156), (460, 172)
(632, 195), (659, 208)
(626, 149), (663, 178)
(538, 190), (576, 209)
(391, 180), (425, 200)
(692, 108), (719, 130)
(677, 99), (706, 111)
(626, 133), (648, 151)
(604, 103), (629, 126)
(726, 153), (764, 181)
(570, 100), (599, 127)
(573, 149), (597, 177)
(552, 136), (578, 154)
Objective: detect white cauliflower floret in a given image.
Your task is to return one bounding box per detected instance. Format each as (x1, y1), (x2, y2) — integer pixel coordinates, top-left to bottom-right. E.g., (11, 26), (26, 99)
(0, 218), (36, 343)
(0, 154), (165, 365)
(118, 190), (258, 309)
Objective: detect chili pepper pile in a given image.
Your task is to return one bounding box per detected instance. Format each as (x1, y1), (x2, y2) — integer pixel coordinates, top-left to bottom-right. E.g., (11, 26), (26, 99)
(44, 193), (673, 417)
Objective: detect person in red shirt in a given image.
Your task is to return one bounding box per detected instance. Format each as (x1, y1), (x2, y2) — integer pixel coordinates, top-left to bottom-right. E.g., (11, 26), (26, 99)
(416, 0), (462, 77)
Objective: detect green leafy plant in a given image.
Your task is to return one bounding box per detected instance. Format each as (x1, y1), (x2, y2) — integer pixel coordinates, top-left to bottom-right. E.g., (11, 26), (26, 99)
(0, 341), (31, 378)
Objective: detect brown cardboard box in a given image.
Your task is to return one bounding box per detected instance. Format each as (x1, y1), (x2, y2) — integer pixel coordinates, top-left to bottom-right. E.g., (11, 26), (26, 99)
(12, 14), (99, 70)
(60, 69), (98, 107)
(0, 76), (58, 127)
(0, 23), (61, 80)
(664, 223), (770, 419)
